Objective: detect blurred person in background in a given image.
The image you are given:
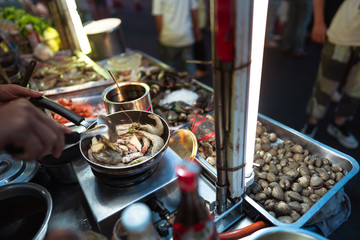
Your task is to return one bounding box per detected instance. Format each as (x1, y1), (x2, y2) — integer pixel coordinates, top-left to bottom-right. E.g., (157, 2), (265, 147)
(0, 84), (71, 160)
(193, 0), (209, 78)
(281, 0), (313, 58)
(301, 0), (360, 149)
(311, 0), (344, 102)
(265, 0), (282, 48)
(152, 0), (201, 77)
(24, 0), (49, 19)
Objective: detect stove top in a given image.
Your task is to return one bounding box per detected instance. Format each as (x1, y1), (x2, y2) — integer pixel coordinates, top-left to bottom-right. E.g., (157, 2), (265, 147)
(72, 148), (182, 236)
(73, 148), (244, 238)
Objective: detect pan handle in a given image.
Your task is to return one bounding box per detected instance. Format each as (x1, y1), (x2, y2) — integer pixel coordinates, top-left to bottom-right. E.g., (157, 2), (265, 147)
(30, 96), (85, 126)
(64, 132), (81, 144)
(4, 132), (81, 156)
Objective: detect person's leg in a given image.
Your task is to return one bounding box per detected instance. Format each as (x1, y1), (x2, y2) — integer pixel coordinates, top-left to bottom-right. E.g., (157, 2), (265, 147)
(302, 41), (350, 137)
(193, 31), (208, 77)
(265, 0), (281, 47)
(179, 46), (196, 77)
(281, 1), (297, 52)
(158, 43), (177, 70)
(328, 47), (360, 148)
(293, 0), (313, 56)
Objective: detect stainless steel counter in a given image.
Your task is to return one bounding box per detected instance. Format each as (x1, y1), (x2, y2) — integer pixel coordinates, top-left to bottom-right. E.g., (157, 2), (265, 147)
(30, 167), (100, 233)
(30, 150), (247, 239)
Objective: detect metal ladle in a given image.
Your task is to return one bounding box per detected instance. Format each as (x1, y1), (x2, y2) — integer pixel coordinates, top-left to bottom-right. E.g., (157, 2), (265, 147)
(80, 114), (117, 142)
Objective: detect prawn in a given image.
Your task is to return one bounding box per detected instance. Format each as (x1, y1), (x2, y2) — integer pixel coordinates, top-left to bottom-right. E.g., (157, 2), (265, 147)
(88, 148), (123, 165)
(136, 130), (164, 156)
(116, 123), (140, 135)
(140, 114), (164, 136)
(122, 152), (144, 164)
(141, 136), (150, 154)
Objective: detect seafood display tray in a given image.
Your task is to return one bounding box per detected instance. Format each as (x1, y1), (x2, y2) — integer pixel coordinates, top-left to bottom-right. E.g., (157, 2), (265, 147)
(30, 50), (113, 97)
(31, 50), (172, 97)
(47, 94), (107, 127)
(194, 113), (359, 228)
(97, 50), (172, 72)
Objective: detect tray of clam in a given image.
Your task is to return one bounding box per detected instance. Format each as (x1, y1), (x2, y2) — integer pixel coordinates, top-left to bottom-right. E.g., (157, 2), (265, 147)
(190, 113), (359, 227)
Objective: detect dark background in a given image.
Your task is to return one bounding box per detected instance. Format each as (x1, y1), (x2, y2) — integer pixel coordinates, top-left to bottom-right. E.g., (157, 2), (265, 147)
(89, 1), (360, 238)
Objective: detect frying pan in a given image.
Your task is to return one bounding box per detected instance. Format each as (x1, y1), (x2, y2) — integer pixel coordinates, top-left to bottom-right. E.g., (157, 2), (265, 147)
(79, 110), (170, 178)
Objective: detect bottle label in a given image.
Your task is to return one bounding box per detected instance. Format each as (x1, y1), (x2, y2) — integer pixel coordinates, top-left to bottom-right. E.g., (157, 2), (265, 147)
(173, 218), (218, 240)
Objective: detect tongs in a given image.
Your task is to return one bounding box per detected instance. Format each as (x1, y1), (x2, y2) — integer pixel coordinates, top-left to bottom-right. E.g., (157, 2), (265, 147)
(29, 96), (117, 143)
(5, 96), (117, 156)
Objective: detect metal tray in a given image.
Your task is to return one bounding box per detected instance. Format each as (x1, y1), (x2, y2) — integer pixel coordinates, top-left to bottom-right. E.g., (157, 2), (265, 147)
(97, 50), (172, 73)
(29, 50), (112, 96)
(194, 113), (359, 227)
(48, 94), (106, 127)
(34, 50), (171, 98)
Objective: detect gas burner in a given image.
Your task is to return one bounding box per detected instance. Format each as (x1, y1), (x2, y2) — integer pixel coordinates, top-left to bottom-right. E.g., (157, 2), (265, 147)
(0, 153), (39, 186)
(91, 164), (159, 187)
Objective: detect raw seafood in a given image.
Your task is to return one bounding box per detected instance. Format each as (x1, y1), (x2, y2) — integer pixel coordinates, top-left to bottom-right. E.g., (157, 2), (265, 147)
(88, 115), (165, 166)
(248, 120), (347, 223)
(52, 98), (99, 124)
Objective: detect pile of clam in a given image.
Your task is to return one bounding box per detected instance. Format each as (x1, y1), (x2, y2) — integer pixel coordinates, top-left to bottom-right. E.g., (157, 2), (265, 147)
(248, 121), (347, 223)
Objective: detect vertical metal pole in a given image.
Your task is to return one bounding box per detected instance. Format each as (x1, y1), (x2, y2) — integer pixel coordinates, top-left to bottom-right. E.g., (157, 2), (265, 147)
(211, 0), (230, 214)
(212, 0), (255, 213)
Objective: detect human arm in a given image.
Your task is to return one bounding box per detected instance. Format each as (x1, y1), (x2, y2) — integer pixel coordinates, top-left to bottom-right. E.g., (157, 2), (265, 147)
(154, 15), (163, 38)
(0, 98), (72, 161)
(152, 0), (163, 39)
(312, 0), (327, 44)
(0, 84), (42, 104)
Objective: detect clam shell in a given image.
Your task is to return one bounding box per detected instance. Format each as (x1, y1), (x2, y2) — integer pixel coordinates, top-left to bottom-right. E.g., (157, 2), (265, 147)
(272, 186), (285, 201)
(275, 201), (292, 216)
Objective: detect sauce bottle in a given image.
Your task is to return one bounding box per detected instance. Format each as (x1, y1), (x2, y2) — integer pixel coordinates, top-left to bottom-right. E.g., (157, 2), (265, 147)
(113, 202), (161, 240)
(173, 160), (218, 240)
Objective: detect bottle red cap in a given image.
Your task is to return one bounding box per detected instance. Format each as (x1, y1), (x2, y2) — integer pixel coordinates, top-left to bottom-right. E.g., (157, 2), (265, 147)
(175, 160), (200, 192)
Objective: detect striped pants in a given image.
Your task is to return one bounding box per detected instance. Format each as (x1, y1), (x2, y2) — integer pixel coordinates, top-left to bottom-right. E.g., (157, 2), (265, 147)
(306, 41), (360, 120)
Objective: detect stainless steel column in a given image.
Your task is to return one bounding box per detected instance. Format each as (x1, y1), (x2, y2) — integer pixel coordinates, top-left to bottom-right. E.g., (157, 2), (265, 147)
(212, 0), (254, 213)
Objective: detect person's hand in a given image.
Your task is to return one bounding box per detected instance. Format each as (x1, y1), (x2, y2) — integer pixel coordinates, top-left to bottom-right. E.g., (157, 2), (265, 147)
(311, 21), (327, 44)
(0, 84), (42, 104)
(46, 228), (84, 240)
(0, 98), (72, 161)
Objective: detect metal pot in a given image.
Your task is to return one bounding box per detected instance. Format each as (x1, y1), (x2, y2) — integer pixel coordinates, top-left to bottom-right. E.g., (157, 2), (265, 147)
(39, 147), (79, 184)
(0, 182), (52, 240)
(84, 18), (126, 61)
(102, 82), (152, 113)
(79, 110), (170, 178)
(242, 227), (328, 240)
